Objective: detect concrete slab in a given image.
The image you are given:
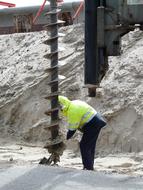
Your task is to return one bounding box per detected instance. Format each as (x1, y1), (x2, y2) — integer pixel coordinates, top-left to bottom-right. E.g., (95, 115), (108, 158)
(0, 166), (143, 190)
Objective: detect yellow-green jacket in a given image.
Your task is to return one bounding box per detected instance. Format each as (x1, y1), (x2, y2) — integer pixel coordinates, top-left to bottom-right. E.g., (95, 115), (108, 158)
(58, 96), (97, 131)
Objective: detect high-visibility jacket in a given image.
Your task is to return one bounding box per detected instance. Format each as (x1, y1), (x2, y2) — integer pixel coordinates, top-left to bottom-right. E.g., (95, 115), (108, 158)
(58, 96), (97, 131)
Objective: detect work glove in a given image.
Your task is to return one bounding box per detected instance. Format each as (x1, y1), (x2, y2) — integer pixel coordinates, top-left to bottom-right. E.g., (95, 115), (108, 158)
(66, 130), (76, 140)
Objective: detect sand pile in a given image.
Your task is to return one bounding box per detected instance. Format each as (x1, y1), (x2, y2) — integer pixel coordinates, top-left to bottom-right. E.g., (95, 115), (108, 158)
(0, 24), (143, 154)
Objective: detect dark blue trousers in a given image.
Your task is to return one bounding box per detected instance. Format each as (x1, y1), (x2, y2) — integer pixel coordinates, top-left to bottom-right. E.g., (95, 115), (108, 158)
(80, 113), (106, 170)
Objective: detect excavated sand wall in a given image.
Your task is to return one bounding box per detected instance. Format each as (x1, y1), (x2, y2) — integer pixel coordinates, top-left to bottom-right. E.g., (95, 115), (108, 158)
(0, 24), (143, 154)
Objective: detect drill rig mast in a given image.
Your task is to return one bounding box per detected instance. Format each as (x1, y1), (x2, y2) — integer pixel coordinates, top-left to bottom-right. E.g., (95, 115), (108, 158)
(85, 0), (143, 96)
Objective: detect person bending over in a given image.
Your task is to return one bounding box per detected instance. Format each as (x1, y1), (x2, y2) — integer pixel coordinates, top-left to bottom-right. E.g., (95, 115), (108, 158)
(58, 96), (107, 170)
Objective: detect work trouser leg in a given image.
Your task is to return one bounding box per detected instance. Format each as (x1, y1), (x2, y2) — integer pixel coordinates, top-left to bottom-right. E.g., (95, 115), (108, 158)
(80, 124), (101, 170)
(80, 114), (106, 170)
(90, 127), (101, 168)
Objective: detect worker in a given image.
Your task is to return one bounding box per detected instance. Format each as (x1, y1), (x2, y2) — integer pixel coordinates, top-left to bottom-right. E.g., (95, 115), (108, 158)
(58, 95), (107, 171)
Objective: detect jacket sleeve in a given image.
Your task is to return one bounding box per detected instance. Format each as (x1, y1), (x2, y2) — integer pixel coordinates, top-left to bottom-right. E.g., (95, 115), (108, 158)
(68, 122), (80, 130)
(67, 113), (80, 130)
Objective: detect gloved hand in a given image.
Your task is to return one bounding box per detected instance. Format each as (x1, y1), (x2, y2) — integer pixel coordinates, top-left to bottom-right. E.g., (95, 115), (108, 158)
(66, 130), (76, 140)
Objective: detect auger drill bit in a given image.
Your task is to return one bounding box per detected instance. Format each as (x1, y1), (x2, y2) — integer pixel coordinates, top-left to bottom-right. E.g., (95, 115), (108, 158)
(39, 0), (66, 166)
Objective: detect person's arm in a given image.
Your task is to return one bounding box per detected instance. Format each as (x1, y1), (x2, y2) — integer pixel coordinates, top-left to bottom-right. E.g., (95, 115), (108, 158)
(66, 129), (76, 140)
(66, 109), (80, 139)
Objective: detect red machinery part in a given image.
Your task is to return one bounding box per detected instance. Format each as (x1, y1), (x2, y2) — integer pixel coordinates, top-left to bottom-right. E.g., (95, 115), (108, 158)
(33, 0), (47, 24)
(72, 1), (84, 20)
(33, 0), (64, 24)
(0, 1), (16, 7)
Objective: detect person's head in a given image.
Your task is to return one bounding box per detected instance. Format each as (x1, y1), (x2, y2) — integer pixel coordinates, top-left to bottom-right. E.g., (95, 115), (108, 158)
(58, 96), (71, 115)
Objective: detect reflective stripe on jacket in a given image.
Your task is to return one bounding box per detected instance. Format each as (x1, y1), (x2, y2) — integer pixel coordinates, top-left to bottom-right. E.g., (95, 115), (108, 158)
(58, 96), (97, 130)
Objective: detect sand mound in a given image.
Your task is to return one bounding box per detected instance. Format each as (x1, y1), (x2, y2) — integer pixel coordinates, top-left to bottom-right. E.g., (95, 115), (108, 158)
(0, 24), (143, 154)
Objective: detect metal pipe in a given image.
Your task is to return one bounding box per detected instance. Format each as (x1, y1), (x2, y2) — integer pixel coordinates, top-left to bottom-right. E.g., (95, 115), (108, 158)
(0, 1), (82, 15)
